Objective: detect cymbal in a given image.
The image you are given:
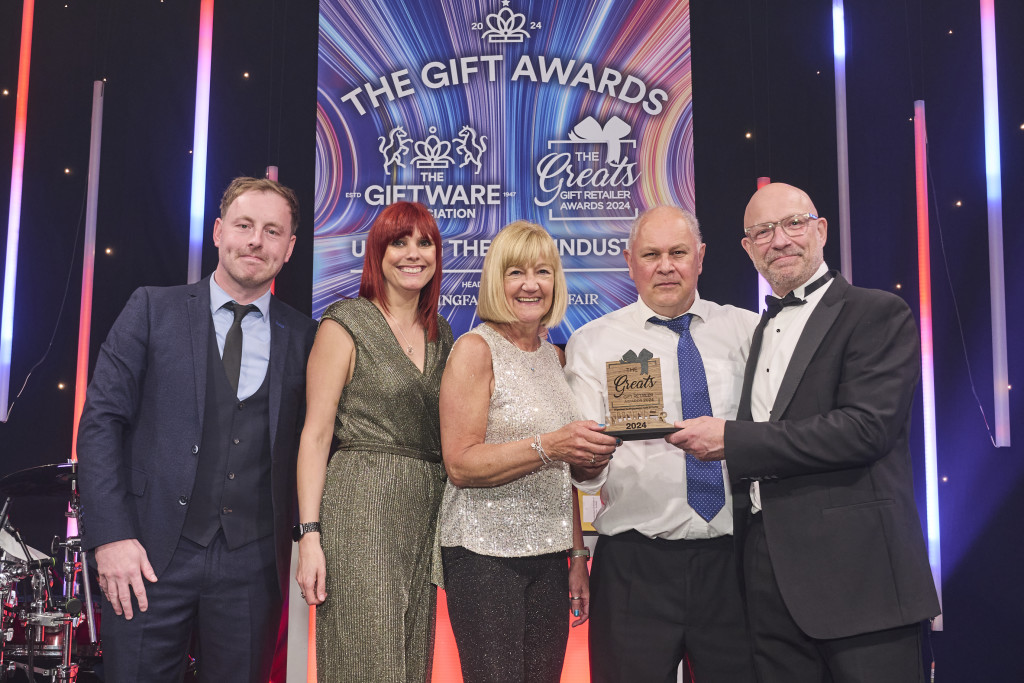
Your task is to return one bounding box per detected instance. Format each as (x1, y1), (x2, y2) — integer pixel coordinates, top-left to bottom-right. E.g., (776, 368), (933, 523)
(0, 462), (76, 497)
(0, 528), (47, 562)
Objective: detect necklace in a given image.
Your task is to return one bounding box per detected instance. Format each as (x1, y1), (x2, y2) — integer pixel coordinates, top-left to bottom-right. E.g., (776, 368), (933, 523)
(384, 310), (417, 355)
(493, 324), (540, 371)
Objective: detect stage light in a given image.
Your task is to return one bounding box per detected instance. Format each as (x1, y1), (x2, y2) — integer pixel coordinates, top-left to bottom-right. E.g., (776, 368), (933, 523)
(895, 283), (902, 290)
(832, 3), (846, 59)
(105, 247), (113, 255)
(1, 0), (35, 420)
(954, 200), (962, 207)
(64, 167), (71, 174)
(744, 132), (751, 139)
(832, 0), (852, 280)
(980, 0), (1010, 446)
(914, 100), (943, 629)
(1, 89), (8, 96)
(187, 0), (215, 284)
(941, 476), (948, 483)
(58, 382), (65, 390)
(243, 72), (250, 79)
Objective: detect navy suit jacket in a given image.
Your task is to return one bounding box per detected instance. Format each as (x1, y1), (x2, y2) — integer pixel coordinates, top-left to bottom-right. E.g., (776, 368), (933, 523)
(724, 274), (940, 640)
(78, 276), (316, 596)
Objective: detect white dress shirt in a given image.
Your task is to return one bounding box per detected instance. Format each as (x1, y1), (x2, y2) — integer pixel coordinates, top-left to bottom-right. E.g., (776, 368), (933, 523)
(564, 293), (758, 540)
(749, 262), (834, 511)
(210, 275), (272, 400)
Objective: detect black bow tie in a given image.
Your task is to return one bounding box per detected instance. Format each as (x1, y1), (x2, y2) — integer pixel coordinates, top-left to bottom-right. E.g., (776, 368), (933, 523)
(764, 270), (835, 319)
(764, 291), (804, 318)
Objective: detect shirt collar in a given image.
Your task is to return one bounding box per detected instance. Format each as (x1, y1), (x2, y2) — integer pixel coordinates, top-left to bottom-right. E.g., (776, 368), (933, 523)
(209, 276), (271, 319)
(791, 262), (831, 300)
(633, 291), (709, 327)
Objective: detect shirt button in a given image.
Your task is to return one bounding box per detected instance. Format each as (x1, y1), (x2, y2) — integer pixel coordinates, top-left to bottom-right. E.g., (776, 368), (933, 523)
(227, 472), (235, 480)
(178, 496), (188, 505)
(233, 438), (240, 445)
(238, 402), (245, 410)
(191, 445), (199, 454)
(222, 506), (232, 515)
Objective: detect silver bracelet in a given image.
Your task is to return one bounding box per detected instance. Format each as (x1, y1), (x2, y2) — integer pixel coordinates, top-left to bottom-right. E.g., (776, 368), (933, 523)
(531, 434), (552, 465)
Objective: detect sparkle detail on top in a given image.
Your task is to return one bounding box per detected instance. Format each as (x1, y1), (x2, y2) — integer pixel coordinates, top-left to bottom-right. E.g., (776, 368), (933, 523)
(439, 323), (579, 557)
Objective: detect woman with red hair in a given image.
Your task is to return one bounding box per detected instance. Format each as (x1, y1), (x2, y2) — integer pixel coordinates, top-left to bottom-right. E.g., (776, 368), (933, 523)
(295, 202), (452, 682)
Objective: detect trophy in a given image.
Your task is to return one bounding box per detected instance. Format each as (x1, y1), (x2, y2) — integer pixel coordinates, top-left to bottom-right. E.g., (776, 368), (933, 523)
(603, 349), (678, 441)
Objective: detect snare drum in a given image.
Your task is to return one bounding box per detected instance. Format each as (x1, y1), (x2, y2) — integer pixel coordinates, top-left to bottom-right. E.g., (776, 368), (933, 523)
(5, 610), (98, 660)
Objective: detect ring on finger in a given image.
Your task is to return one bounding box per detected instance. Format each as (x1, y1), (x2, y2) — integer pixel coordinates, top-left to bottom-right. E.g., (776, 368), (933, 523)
(570, 596), (581, 600)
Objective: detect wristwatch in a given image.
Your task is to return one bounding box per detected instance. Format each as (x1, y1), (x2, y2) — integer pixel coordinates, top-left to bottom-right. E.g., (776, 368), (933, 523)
(292, 521), (321, 541)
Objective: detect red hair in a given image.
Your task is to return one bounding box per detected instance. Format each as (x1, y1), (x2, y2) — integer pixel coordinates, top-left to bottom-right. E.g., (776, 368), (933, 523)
(359, 202), (443, 341)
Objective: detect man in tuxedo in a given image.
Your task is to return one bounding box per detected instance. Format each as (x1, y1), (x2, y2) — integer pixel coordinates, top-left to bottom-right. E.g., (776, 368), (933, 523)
(673, 182), (940, 683)
(78, 177), (317, 682)
(565, 206), (757, 683)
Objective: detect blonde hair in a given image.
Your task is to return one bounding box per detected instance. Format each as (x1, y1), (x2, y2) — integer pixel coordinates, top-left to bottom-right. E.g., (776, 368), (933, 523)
(477, 221), (568, 327)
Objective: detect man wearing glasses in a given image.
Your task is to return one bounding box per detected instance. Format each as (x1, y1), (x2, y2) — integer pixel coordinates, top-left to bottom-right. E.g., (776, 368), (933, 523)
(672, 183), (939, 683)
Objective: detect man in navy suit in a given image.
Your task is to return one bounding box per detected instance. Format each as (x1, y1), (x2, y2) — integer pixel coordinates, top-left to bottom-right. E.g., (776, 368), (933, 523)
(673, 183), (940, 683)
(78, 177), (317, 682)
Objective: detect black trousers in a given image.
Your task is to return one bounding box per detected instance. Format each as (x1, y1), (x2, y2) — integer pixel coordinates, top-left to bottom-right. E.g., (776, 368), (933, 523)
(588, 530), (755, 683)
(744, 513), (926, 683)
(442, 546), (570, 683)
(99, 531), (281, 683)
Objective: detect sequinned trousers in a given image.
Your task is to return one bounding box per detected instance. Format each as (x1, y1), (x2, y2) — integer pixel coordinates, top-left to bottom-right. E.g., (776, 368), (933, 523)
(442, 546), (570, 683)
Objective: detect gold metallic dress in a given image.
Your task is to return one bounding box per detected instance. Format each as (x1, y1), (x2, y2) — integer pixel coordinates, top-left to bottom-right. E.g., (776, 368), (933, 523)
(316, 297), (453, 683)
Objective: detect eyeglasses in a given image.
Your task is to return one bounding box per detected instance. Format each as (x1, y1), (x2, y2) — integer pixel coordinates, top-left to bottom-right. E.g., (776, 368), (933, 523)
(743, 213), (818, 245)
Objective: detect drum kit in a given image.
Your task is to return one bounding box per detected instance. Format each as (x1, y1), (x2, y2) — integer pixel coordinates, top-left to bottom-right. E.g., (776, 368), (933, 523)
(0, 462), (99, 682)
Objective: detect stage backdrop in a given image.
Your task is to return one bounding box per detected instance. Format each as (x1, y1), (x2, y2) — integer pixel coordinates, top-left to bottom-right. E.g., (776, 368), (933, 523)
(315, 0), (694, 343)
(314, 0), (693, 679)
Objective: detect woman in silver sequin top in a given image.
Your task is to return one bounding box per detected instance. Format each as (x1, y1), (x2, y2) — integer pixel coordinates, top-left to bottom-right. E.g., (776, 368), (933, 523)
(438, 221), (619, 682)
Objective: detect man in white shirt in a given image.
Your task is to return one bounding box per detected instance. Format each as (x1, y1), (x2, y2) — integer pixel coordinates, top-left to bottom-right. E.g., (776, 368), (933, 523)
(675, 183), (939, 683)
(564, 206), (757, 683)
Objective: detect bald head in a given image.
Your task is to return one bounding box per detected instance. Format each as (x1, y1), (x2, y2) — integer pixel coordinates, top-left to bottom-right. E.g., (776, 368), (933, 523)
(740, 183), (827, 295)
(743, 183), (818, 230)
(630, 206), (701, 249)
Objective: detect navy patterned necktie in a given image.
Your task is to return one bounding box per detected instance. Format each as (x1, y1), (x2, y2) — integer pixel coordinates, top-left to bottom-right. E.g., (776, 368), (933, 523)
(649, 313), (726, 522)
(222, 302), (258, 395)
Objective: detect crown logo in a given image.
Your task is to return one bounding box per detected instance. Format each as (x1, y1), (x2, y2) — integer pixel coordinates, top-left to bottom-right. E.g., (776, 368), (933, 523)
(412, 127), (454, 169)
(482, 3), (530, 43)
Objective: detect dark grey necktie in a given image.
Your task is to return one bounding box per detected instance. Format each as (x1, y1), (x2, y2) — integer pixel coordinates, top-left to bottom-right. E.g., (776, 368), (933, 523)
(222, 302), (258, 394)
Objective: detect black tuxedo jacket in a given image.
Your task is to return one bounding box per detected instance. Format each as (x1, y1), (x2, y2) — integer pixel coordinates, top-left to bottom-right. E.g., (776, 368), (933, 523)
(78, 276), (316, 596)
(724, 273), (940, 640)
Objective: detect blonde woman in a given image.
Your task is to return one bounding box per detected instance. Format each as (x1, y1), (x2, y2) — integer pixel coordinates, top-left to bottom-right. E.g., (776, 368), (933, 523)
(438, 221), (618, 682)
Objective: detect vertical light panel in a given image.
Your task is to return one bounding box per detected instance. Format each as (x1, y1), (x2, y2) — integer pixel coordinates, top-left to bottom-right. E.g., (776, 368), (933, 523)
(914, 100), (942, 630)
(0, 0), (35, 421)
(756, 176), (772, 306)
(70, 81), (106, 463)
(187, 0), (216, 284)
(979, 0), (1010, 446)
(832, 0), (853, 283)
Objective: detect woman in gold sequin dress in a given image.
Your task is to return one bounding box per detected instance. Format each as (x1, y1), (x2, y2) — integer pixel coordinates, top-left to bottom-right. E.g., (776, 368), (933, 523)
(438, 221), (619, 682)
(294, 202), (453, 683)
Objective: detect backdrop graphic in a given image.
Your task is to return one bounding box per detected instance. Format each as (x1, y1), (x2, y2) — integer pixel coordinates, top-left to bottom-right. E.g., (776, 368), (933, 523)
(315, 0), (694, 343)
(313, 1), (693, 678)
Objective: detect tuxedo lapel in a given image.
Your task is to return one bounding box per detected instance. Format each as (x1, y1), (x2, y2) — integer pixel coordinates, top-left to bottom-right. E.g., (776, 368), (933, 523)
(737, 314), (769, 421)
(769, 276), (848, 422)
(186, 279), (212, 424)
